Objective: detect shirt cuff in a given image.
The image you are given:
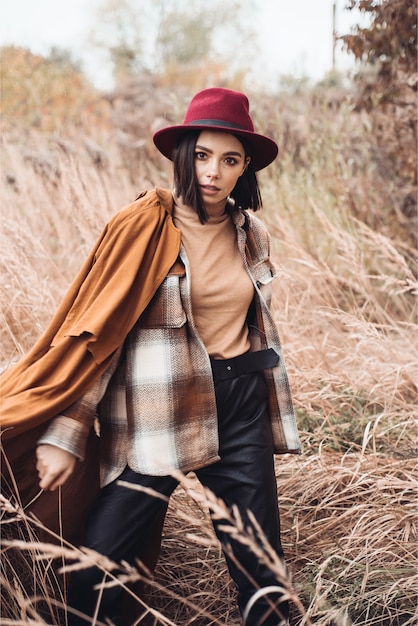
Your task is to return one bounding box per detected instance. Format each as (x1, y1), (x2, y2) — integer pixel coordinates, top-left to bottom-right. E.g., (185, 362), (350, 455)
(38, 416), (91, 461)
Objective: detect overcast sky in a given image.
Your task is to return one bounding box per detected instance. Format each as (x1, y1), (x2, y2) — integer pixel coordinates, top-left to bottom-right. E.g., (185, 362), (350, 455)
(0, 0), (366, 89)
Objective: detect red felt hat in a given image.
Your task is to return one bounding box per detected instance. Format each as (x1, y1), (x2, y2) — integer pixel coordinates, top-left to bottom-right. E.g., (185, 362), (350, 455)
(153, 87), (278, 171)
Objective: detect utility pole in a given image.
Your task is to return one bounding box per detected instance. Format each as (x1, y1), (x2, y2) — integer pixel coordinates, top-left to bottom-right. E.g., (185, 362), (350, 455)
(332, 1), (337, 71)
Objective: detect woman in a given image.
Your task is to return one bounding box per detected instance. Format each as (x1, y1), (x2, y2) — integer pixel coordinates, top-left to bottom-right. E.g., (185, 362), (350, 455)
(2, 88), (300, 625)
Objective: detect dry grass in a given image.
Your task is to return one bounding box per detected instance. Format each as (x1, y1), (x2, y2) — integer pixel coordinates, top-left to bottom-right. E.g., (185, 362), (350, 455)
(1, 81), (417, 625)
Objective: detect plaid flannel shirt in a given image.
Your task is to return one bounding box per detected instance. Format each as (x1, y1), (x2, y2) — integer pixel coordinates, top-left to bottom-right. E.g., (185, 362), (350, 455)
(40, 209), (300, 485)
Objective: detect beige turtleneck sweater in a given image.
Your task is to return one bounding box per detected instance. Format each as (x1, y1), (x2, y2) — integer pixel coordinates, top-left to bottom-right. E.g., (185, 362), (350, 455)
(173, 198), (254, 359)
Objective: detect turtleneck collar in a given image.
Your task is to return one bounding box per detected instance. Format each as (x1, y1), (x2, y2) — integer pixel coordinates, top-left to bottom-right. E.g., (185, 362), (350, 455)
(173, 193), (230, 225)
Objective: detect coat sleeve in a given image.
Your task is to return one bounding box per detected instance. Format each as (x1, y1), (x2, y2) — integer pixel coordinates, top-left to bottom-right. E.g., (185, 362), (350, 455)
(37, 347), (123, 459)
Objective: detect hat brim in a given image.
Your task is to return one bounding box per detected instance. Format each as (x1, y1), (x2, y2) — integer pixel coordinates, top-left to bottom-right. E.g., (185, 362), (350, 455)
(153, 124), (278, 171)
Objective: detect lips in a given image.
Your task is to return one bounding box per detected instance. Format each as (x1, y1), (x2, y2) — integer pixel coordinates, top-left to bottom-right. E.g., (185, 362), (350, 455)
(200, 184), (220, 193)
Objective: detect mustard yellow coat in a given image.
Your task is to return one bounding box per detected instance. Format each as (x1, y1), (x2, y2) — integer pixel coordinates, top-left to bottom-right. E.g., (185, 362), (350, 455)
(1, 188), (180, 438)
(1, 188), (178, 549)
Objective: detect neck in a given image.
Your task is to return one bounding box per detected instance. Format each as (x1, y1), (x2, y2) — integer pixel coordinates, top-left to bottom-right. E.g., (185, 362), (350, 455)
(204, 199), (228, 219)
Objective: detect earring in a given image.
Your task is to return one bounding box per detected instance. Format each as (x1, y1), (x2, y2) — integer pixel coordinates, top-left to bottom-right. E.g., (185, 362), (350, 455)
(226, 196), (236, 207)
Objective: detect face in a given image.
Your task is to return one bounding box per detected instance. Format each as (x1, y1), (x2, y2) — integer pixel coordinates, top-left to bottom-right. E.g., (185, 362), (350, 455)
(194, 130), (249, 214)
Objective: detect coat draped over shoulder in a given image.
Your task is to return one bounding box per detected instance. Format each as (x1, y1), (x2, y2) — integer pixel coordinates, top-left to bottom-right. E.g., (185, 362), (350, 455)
(1, 188), (179, 552)
(1, 188), (180, 438)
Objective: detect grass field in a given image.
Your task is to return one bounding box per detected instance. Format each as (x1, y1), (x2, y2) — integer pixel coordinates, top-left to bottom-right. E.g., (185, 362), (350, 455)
(1, 79), (417, 625)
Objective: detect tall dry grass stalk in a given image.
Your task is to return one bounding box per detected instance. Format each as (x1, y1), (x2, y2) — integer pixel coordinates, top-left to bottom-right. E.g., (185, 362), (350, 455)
(1, 85), (417, 625)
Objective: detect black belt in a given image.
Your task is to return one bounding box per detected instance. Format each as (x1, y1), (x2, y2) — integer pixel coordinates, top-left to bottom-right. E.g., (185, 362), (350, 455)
(210, 348), (279, 383)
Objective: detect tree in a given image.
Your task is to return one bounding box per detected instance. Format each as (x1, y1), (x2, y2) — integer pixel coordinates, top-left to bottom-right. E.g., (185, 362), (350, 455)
(156, 0), (246, 67)
(341, 0), (417, 107)
(340, 0), (417, 245)
(89, 0), (149, 84)
(47, 46), (83, 74)
(90, 0), (256, 87)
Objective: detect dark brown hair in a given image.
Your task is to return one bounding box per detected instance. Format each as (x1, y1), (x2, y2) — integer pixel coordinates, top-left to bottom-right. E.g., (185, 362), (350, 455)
(173, 131), (262, 224)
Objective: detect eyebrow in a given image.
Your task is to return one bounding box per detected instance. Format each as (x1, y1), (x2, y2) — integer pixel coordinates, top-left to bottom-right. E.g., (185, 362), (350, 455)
(195, 144), (244, 158)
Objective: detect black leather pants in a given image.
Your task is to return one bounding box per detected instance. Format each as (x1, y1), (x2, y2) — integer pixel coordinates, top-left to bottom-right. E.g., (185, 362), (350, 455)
(67, 371), (289, 625)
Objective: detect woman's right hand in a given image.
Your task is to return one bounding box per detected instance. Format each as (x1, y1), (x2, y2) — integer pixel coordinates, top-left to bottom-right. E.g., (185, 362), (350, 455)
(36, 444), (77, 491)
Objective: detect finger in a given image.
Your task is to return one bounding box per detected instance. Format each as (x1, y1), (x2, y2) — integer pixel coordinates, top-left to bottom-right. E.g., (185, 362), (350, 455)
(35, 451), (44, 466)
(39, 465), (62, 490)
(40, 462), (75, 491)
(39, 473), (56, 491)
(35, 448), (45, 464)
(48, 467), (72, 492)
(49, 476), (66, 492)
(36, 458), (47, 474)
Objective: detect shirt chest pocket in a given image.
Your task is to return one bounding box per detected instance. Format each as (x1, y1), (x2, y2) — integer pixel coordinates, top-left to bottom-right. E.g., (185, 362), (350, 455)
(139, 261), (187, 329)
(250, 258), (276, 307)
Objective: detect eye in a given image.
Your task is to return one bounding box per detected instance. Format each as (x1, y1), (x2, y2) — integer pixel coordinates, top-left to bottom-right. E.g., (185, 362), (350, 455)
(224, 157), (238, 165)
(195, 151), (207, 160)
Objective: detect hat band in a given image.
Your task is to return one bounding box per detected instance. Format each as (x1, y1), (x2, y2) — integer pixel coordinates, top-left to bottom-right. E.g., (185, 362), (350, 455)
(186, 118), (249, 131)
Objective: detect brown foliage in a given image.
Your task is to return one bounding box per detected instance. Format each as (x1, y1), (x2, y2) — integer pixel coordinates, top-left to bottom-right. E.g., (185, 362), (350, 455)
(0, 46), (110, 133)
(342, 0), (417, 75)
(340, 0), (417, 242)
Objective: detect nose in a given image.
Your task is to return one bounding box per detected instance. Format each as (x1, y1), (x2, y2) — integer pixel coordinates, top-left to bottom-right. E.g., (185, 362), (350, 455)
(206, 158), (220, 179)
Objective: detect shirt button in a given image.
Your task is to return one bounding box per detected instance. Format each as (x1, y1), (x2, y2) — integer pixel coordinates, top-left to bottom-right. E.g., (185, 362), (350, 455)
(226, 365), (232, 371)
